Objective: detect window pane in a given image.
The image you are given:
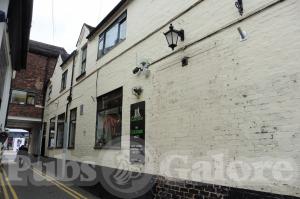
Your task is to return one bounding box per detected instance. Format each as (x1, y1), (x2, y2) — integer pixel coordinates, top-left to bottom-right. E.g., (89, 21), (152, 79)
(56, 113), (65, 148)
(81, 62), (86, 74)
(98, 36), (104, 58)
(11, 90), (27, 104)
(68, 108), (77, 148)
(61, 70), (68, 90)
(104, 24), (119, 53)
(96, 107), (122, 148)
(82, 47), (87, 61)
(96, 88), (122, 148)
(27, 93), (35, 105)
(98, 89), (123, 111)
(81, 47), (87, 73)
(48, 117), (56, 148)
(119, 19), (127, 41)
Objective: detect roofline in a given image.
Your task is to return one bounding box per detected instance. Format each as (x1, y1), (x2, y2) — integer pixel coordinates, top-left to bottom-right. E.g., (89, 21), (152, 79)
(7, 0), (33, 71)
(86, 0), (128, 40)
(76, 23), (94, 47)
(29, 40), (67, 58)
(60, 50), (77, 67)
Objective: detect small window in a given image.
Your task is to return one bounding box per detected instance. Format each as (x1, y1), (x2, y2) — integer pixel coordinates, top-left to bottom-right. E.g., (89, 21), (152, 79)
(48, 117), (56, 148)
(68, 108), (77, 149)
(48, 85), (52, 101)
(11, 90), (27, 105)
(56, 113), (65, 148)
(97, 12), (127, 59)
(26, 93), (35, 105)
(81, 46), (87, 74)
(11, 90), (35, 105)
(61, 70), (68, 91)
(97, 35), (105, 59)
(95, 87), (122, 149)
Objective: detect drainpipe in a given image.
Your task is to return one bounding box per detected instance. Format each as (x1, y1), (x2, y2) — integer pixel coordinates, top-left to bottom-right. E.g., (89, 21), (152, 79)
(62, 51), (76, 178)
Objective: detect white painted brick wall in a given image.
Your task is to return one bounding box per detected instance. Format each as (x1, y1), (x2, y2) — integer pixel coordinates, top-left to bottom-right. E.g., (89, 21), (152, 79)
(43, 0), (300, 196)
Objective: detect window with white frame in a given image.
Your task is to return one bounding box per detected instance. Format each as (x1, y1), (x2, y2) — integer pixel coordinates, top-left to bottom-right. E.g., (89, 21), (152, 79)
(97, 12), (127, 59)
(81, 45), (87, 74)
(48, 85), (52, 101)
(61, 70), (68, 91)
(48, 117), (56, 148)
(68, 108), (77, 148)
(56, 113), (65, 148)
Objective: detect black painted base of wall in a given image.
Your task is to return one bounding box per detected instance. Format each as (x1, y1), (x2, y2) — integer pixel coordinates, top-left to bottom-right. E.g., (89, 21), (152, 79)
(32, 156), (299, 199)
(153, 176), (298, 199)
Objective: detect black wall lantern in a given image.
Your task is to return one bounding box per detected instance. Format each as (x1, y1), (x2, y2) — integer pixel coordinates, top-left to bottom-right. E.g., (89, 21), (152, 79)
(235, 0), (244, 16)
(164, 24), (185, 50)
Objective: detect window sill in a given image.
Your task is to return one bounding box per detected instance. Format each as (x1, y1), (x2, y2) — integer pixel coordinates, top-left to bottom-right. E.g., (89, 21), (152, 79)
(96, 39), (125, 61)
(76, 71), (86, 82)
(11, 103), (35, 106)
(94, 145), (121, 150)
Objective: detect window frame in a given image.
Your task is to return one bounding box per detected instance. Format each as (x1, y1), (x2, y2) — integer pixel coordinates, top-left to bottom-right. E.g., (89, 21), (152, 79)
(47, 85), (52, 101)
(68, 108), (77, 149)
(48, 117), (56, 149)
(81, 45), (87, 74)
(10, 89), (36, 106)
(56, 113), (65, 149)
(60, 70), (68, 92)
(95, 87), (123, 149)
(97, 11), (127, 60)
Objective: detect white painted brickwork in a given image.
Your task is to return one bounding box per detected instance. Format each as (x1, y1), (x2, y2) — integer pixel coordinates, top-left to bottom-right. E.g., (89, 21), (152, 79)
(43, 0), (300, 197)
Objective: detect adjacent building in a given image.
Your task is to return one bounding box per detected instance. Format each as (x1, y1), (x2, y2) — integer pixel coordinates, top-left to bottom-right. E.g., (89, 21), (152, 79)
(7, 40), (68, 155)
(42, 0), (300, 198)
(0, 0), (33, 135)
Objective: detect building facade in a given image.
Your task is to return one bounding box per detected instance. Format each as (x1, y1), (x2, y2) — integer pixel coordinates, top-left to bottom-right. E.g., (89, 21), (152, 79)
(0, 0), (33, 134)
(42, 0), (300, 198)
(7, 40), (68, 155)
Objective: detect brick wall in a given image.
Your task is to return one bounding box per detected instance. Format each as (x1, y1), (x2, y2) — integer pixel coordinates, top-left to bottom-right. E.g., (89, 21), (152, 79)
(44, 0), (300, 197)
(8, 52), (57, 118)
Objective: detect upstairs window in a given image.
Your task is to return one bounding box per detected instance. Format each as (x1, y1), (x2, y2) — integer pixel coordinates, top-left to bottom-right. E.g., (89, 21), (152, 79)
(81, 46), (87, 74)
(11, 90), (35, 105)
(48, 85), (52, 101)
(97, 12), (127, 59)
(61, 70), (68, 91)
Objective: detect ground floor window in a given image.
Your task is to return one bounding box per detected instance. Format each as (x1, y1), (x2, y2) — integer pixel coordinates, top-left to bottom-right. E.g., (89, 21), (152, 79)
(56, 113), (65, 148)
(95, 87), (122, 149)
(68, 108), (77, 149)
(48, 117), (56, 148)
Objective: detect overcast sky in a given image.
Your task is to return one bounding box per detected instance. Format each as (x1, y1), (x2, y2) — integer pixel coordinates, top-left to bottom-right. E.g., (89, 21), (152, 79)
(30, 0), (121, 53)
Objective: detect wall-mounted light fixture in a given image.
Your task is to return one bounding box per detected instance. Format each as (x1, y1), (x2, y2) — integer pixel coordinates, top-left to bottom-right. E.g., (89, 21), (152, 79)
(235, 0), (244, 16)
(164, 24), (185, 51)
(237, 27), (247, 41)
(132, 87), (143, 98)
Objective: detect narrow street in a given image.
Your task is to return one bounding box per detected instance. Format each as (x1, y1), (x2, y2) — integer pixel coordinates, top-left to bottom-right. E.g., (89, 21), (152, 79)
(0, 152), (100, 199)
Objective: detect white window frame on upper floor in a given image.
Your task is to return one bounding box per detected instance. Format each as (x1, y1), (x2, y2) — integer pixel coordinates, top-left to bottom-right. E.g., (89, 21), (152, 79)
(97, 11), (127, 60)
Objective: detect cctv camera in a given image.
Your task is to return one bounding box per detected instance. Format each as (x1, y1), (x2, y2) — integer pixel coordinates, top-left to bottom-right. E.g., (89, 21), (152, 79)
(133, 67), (141, 74)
